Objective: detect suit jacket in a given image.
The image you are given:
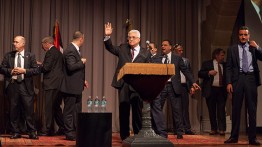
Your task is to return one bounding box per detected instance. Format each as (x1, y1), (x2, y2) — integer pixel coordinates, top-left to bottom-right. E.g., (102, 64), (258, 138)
(198, 60), (227, 98)
(60, 43), (85, 95)
(182, 57), (192, 92)
(153, 53), (195, 94)
(1, 50), (40, 95)
(170, 53), (195, 94)
(226, 44), (262, 86)
(104, 38), (150, 89)
(41, 46), (63, 90)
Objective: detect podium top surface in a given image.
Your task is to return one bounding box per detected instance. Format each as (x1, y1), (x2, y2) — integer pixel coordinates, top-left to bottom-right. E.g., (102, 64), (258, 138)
(117, 63), (175, 81)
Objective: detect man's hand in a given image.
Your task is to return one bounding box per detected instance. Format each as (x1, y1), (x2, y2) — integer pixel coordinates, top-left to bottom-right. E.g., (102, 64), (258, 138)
(227, 84), (233, 93)
(208, 70), (217, 76)
(84, 80), (89, 88)
(190, 87), (195, 95)
(249, 40), (259, 49)
(13, 67), (26, 74)
(37, 61), (42, 65)
(81, 58), (87, 64)
(192, 83), (201, 91)
(104, 22), (113, 36)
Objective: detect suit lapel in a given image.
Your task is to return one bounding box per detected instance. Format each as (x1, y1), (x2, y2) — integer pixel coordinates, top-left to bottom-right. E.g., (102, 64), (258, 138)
(127, 47), (132, 62)
(10, 52), (16, 68)
(234, 46), (240, 67)
(24, 52), (30, 68)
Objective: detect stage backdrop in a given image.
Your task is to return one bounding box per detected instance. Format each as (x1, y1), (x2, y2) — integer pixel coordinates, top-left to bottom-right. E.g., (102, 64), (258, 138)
(245, 0), (262, 126)
(0, 0), (201, 133)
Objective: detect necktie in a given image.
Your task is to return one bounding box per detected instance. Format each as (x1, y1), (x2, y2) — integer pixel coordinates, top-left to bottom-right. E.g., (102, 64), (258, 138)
(242, 45), (248, 72)
(131, 48), (135, 60)
(163, 55), (168, 64)
(17, 53), (22, 82)
(218, 63), (223, 86)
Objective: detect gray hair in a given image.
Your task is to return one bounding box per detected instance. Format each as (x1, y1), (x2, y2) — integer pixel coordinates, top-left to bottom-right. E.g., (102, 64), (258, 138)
(42, 36), (54, 44)
(128, 30), (140, 38)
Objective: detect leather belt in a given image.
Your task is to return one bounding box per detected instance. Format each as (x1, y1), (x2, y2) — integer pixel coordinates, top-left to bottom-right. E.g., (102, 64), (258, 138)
(239, 72), (254, 75)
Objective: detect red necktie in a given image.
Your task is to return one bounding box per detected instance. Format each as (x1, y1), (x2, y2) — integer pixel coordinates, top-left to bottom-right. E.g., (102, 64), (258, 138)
(218, 63), (223, 86)
(131, 48), (135, 60)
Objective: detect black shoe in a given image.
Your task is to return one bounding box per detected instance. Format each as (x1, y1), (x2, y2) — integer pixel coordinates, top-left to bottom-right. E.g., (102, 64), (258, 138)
(29, 133), (39, 140)
(55, 129), (65, 136)
(65, 136), (76, 141)
(177, 134), (183, 139)
(209, 130), (218, 135)
(249, 139), (260, 145)
(224, 138), (238, 144)
(219, 131), (225, 136)
(185, 130), (195, 135)
(38, 131), (47, 136)
(10, 133), (21, 139)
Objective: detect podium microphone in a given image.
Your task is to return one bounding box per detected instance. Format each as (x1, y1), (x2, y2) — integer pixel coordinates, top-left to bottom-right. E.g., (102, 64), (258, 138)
(146, 40), (151, 50)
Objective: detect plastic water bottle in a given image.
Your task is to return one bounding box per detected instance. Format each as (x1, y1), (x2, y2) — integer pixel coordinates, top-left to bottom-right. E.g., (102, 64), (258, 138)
(101, 96), (107, 112)
(87, 96), (93, 112)
(93, 96), (100, 112)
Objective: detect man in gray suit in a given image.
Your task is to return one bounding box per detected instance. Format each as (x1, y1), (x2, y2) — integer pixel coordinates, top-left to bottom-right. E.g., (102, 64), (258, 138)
(104, 22), (150, 140)
(60, 31), (88, 141)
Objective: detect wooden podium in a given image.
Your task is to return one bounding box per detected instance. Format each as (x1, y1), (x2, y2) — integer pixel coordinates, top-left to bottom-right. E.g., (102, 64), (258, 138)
(118, 63), (175, 147)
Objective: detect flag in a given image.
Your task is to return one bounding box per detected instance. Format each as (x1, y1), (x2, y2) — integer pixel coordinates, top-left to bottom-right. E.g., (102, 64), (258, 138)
(53, 20), (63, 53)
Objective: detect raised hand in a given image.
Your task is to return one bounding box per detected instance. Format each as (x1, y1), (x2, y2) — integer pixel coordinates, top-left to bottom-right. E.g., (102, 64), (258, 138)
(104, 22), (113, 36)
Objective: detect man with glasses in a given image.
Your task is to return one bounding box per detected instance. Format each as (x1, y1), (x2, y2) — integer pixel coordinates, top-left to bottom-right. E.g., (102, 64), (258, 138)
(224, 26), (262, 145)
(104, 22), (150, 140)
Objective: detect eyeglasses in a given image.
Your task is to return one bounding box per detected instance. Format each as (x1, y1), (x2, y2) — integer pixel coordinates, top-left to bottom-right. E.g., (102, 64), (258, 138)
(239, 34), (249, 36)
(127, 36), (139, 40)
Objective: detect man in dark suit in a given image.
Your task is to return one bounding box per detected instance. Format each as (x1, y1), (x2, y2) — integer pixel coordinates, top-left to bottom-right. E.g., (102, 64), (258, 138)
(173, 44), (195, 135)
(38, 36), (64, 136)
(104, 22), (150, 140)
(1, 36), (40, 139)
(151, 40), (200, 139)
(224, 26), (262, 145)
(60, 31), (88, 141)
(198, 48), (227, 136)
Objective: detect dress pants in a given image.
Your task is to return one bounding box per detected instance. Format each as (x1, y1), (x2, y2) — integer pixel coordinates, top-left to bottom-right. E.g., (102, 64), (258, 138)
(118, 83), (142, 140)
(206, 86), (226, 132)
(181, 84), (192, 132)
(151, 82), (183, 137)
(44, 89), (64, 133)
(62, 92), (82, 138)
(7, 81), (36, 133)
(230, 73), (257, 140)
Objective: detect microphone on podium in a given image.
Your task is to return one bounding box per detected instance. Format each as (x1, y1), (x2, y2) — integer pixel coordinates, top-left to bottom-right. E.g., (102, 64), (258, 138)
(146, 40), (151, 50)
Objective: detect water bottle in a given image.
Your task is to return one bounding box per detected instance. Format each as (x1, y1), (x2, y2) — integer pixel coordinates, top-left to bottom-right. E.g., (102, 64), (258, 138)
(101, 96), (107, 112)
(87, 96), (93, 112)
(93, 96), (100, 112)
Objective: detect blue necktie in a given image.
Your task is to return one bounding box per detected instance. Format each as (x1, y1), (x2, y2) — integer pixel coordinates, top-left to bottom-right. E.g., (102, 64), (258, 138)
(242, 45), (248, 72)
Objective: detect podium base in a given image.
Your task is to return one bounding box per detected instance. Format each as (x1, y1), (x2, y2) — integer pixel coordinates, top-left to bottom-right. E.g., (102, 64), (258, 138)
(122, 135), (173, 147)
